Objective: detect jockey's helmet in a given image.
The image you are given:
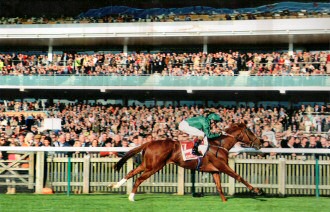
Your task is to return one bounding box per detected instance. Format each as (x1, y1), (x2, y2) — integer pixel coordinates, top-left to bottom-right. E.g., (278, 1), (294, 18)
(207, 113), (221, 122)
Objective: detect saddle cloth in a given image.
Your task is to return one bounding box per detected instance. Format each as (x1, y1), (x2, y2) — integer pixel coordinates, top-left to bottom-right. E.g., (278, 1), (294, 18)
(180, 139), (208, 161)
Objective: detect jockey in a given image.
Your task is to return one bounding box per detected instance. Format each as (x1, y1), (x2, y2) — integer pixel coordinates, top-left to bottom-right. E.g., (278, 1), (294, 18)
(179, 113), (222, 156)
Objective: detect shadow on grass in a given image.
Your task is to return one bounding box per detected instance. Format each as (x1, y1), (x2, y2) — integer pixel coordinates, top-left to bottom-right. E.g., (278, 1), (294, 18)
(227, 196), (268, 202)
(227, 191), (289, 202)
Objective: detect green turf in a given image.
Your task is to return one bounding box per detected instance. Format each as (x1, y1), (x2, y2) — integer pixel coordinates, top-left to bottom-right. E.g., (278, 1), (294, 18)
(0, 194), (329, 212)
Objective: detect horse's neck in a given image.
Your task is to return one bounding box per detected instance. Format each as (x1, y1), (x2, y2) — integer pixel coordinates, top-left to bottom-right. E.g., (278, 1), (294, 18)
(210, 134), (237, 151)
(222, 135), (238, 150)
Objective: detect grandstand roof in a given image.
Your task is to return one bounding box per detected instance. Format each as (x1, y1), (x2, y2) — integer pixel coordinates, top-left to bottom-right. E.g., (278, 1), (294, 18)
(1, 0), (329, 17)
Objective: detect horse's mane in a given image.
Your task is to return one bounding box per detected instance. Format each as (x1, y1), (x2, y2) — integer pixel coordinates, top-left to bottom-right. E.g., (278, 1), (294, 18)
(208, 123), (246, 143)
(224, 123), (246, 134)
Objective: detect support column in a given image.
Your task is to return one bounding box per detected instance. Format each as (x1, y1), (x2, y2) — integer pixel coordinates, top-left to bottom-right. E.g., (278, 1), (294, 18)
(288, 42), (293, 56)
(203, 43), (208, 54)
(123, 44), (128, 55)
(48, 45), (53, 62)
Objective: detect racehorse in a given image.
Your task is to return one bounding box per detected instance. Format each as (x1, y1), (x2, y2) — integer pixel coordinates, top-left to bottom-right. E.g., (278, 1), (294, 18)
(109, 123), (263, 202)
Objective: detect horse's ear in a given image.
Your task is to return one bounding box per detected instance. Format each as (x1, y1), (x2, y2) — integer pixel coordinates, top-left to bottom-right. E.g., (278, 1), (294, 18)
(237, 122), (246, 128)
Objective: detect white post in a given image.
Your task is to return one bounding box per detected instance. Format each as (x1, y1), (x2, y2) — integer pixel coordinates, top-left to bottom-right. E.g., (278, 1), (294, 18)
(35, 152), (45, 194)
(228, 158), (236, 195)
(278, 158), (286, 196)
(288, 42), (293, 56)
(83, 154), (91, 194)
(203, 43), (208, 54)
(123, 45), (128, 56)
(28, 153), (35, 189)
(177, 167), (185, 195)
(48, 45), (53, 62)
(126, 158), (134, 194)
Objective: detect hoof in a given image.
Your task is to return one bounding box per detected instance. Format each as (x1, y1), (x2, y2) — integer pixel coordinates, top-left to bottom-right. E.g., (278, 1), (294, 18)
(108, 184), (118, 189)
(129, 193), (135, 202)
(255, 188), (263, 196)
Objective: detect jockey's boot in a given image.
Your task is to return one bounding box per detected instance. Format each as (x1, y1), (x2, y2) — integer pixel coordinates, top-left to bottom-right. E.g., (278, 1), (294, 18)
(192, 136), (203, 156)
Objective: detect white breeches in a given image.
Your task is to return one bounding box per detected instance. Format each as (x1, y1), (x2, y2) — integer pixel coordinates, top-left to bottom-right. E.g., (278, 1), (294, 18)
(179, 120), (205, 137)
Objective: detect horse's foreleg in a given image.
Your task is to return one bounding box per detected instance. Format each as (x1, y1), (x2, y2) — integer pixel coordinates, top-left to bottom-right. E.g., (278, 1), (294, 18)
(212, 173), (227, 202)
(129, 166), (165, 201)
(222, 164), (262, 195)
(109, 165), (144, 188)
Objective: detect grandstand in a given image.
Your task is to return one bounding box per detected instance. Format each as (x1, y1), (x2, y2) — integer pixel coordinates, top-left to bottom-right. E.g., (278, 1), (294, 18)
(0, 0), (330, 197)
(0, 0), (329, 134)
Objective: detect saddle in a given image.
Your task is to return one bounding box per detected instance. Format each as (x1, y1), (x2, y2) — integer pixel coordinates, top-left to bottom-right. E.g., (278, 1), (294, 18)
(180, 139), (208, 161)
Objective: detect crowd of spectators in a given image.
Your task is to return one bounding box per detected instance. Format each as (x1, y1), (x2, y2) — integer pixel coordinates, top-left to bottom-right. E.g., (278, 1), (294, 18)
(1, 51), (329, 76)
(0, 101), (329, 160)
(0, 9), (329, 25)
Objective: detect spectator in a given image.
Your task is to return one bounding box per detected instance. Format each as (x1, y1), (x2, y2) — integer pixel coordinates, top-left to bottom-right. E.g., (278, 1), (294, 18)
(293, 136), (301, 148)
(299, 136), (310, 148)
(261, 125), (278, 147)
(65, 132), (75, 146)
(42, 136), (53, 147)
(34, 134), (42, 146)
(0, 137), (10, 160)
(23, 132), (35, 146)
(100, 140), (117, 157)
(259, 135), (276, 158)
(308, 135), (322, 148)
(53, 134), (71, 147)
(320, 137), (329, 148)
(117, 139), (130, 157)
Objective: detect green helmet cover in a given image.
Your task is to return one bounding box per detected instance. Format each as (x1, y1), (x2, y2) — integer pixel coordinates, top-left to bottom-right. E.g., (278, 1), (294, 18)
(207, 113), (221, 121)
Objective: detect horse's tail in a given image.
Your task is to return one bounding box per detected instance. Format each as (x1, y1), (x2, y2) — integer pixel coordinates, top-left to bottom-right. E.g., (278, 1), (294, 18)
(114, 142), (148, 171)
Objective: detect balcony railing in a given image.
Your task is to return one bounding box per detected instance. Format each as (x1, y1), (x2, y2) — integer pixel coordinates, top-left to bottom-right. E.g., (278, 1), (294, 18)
(0, 75), (329, 90)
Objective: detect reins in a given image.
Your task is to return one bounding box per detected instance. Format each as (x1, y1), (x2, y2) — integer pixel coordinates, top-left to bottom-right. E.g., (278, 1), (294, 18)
(209, 127), (257, 158)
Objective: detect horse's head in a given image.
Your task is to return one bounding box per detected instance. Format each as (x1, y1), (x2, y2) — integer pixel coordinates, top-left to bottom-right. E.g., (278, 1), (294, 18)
(228, 123), (263, 150)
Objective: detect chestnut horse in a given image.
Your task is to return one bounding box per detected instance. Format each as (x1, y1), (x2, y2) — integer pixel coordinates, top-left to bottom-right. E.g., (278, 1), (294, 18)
(110, 123), (263, 202)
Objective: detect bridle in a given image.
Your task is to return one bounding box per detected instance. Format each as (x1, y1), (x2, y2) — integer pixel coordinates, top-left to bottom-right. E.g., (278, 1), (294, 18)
(210, 126), (259, 157)
(236, 127), (259, 148)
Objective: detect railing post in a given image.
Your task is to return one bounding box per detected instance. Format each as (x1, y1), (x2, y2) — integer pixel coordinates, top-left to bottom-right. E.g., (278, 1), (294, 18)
(126, 158), (134, 194)
(315, 156), (320, 198)
(35, 152), (45, 194)
(83, 154), (91, 194)
(228, 157), (235, 196)
(177, 167), (185, 195)
(28, 153), (35, 189)
(278, 158), (286, 196)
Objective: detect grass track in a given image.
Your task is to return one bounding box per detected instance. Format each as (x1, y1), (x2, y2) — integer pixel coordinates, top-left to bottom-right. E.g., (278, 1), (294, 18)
(0, 194), (329, 212)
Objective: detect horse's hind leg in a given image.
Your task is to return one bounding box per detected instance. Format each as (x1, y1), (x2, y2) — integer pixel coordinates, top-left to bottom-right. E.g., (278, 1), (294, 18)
(212, 173), (227, 202)
(109, 164), (145, 188)
(221, 164), (262, 195)
(129, 165), (166, 201)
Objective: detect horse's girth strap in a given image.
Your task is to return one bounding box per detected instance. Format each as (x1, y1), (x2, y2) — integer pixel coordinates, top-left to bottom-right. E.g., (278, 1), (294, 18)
(215, 146), (229, 158)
